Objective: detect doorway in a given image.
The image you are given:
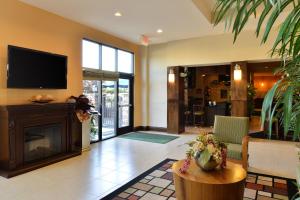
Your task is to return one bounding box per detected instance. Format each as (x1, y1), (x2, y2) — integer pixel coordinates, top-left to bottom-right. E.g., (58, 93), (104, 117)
(118, 76), (134, 134)
(83, 78), (133, 142)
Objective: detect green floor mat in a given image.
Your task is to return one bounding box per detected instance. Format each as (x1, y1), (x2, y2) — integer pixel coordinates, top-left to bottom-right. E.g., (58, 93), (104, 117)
(119, 132), (179, 144)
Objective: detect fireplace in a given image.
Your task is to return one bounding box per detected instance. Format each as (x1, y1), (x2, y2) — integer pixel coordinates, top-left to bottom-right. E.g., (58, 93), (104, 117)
(0, 103), (82, 178)
(24, 123), (64, 163)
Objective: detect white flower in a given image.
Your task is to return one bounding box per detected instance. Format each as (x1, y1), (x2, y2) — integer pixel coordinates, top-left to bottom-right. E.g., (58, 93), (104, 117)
(193, 142), (205, 152)
(207, 144), (216, 154)
(198, 142), (205, 151)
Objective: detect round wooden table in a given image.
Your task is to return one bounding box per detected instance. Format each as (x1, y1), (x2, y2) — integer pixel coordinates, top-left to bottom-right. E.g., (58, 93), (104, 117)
(172, 160), (247, 200)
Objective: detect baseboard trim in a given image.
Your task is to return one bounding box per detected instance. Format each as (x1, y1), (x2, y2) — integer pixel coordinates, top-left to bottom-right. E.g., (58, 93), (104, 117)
(81, 146), (91, 152)
(148, 126), (167, 132)
(134, 126), (167, 132)
(133, 126), (147, 131)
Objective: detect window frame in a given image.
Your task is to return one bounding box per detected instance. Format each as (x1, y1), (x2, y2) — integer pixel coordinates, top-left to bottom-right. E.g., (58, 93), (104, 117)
(82, 38), (135, 75)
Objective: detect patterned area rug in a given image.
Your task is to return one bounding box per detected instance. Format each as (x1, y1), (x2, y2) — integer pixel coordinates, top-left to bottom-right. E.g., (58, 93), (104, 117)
(101, 159), (297, 200)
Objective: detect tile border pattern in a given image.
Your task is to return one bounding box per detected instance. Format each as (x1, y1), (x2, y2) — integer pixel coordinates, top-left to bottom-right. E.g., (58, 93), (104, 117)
(101, 159), (298, 200)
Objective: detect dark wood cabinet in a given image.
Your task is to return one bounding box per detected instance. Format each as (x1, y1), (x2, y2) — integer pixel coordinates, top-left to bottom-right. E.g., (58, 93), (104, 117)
(0, 103), (82, 178)
(205, 103), (229, 126)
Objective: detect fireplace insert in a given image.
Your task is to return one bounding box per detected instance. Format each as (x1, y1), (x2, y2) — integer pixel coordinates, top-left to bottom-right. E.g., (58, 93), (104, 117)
(24, 124), (63, 163)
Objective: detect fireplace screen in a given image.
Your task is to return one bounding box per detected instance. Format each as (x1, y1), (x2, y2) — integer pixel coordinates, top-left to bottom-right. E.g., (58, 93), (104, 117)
(24, 124), (63, 163)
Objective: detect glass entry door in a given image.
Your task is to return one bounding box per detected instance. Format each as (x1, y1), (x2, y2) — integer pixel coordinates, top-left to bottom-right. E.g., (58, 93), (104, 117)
(83, 80), (117, 141)
(118, 77), (133, 134)
(101, 81), (117, 140)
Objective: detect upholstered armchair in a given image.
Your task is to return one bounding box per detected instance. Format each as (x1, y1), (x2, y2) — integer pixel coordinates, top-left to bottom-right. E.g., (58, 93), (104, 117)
(213, 115), (250, 170)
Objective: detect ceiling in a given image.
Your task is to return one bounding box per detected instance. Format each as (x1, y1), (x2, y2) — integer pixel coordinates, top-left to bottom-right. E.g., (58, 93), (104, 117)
(18, 0), (227, 44)
(18, 0), (281, 45)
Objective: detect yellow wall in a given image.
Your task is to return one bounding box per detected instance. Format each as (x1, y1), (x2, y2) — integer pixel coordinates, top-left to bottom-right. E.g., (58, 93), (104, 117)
(146, 30), (278, 127)
(0, 0), (142, 126)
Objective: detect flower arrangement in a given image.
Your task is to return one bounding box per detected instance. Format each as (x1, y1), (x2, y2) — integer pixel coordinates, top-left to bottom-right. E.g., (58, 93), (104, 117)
(180, 132), (227, 173)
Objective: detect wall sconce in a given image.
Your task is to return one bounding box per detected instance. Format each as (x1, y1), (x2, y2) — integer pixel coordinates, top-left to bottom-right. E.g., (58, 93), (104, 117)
(168, 69), (175, 83)
(234, 64), (242, 81)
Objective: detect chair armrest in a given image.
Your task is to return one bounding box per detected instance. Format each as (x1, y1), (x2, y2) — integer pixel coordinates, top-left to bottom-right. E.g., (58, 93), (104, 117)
(242, 135), (250, 170)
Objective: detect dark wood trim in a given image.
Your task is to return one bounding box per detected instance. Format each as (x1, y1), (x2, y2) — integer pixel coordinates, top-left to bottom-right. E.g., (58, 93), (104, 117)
(231, 61), (248, 117)
(247, 61), (281, 73)
(167, 66), (185, 134)
(148, 126), (168, 132)
(133, 126), (147, 131)
(134, 126), (167, 132)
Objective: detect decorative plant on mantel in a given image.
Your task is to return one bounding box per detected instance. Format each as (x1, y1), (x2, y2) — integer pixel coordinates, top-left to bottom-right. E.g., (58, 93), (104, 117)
(68, 95), (95, 122)
(214, 0), (300, 140)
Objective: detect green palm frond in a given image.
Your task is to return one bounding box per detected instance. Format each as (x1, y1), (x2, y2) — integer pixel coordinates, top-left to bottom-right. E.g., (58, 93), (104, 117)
(214, 0), (300, 140)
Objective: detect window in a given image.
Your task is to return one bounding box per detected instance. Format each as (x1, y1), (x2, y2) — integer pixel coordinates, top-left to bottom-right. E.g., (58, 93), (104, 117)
(82, 39), (134, 74)
(102, 45), (116, 72)
(118, 50), (133, 74)
(82, 40), (100, 69)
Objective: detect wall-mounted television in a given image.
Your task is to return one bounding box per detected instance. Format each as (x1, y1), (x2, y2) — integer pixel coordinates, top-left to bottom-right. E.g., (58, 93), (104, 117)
(7, 45), (67, 89)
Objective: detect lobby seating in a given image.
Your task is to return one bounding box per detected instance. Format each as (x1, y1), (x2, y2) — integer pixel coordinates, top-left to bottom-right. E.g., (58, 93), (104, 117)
(213, 115), (250, 169)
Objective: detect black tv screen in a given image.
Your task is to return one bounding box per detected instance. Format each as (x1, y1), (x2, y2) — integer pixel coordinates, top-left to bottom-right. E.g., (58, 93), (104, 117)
(7, 45), (67, 89)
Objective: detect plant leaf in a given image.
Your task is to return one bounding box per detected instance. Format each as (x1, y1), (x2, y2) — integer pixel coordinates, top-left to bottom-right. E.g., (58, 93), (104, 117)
(261, 80), (282, 130)
(200, 149), (212, 165)
(283, 85), (294, 137)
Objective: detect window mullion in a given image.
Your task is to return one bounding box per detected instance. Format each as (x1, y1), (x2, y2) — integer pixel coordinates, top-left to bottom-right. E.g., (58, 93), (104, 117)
(115, 49), (118, 72)
(99, 44), (102, 70)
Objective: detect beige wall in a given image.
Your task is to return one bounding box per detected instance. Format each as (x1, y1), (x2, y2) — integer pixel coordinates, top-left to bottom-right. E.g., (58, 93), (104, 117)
(0, 0), (142, 126)
(146, 30), (278, 128)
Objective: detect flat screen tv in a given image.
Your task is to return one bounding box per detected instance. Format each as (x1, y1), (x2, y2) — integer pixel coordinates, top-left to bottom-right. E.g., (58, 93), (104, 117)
(7, 45), (67, 89)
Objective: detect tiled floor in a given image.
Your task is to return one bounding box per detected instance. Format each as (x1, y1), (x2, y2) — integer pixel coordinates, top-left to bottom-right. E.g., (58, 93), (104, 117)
(106, 160), (292, 200)
(0, 131), (298, 200)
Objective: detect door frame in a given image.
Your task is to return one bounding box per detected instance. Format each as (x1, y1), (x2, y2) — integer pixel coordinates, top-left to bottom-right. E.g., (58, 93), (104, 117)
(85, 75), (134, 142)
(117, 74), (134, 135)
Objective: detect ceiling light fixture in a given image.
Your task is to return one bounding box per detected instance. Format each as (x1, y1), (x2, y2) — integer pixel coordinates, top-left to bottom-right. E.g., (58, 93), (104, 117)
(114, 12), (122, 17)
(157, 29), (163, 33)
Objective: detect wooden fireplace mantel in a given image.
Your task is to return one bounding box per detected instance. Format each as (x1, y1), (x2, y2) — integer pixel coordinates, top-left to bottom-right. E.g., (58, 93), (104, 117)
(0, 103), (82, 178)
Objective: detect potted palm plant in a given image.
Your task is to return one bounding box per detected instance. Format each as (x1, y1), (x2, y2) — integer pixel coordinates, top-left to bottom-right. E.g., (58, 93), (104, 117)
(214, 0), (300, 140)
(213, 1), (300, 198)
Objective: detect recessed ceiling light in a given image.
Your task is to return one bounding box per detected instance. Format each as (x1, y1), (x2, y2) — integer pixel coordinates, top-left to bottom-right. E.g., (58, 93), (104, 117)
(114, 12), (122, 17)
(157, 29), (163, 33)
